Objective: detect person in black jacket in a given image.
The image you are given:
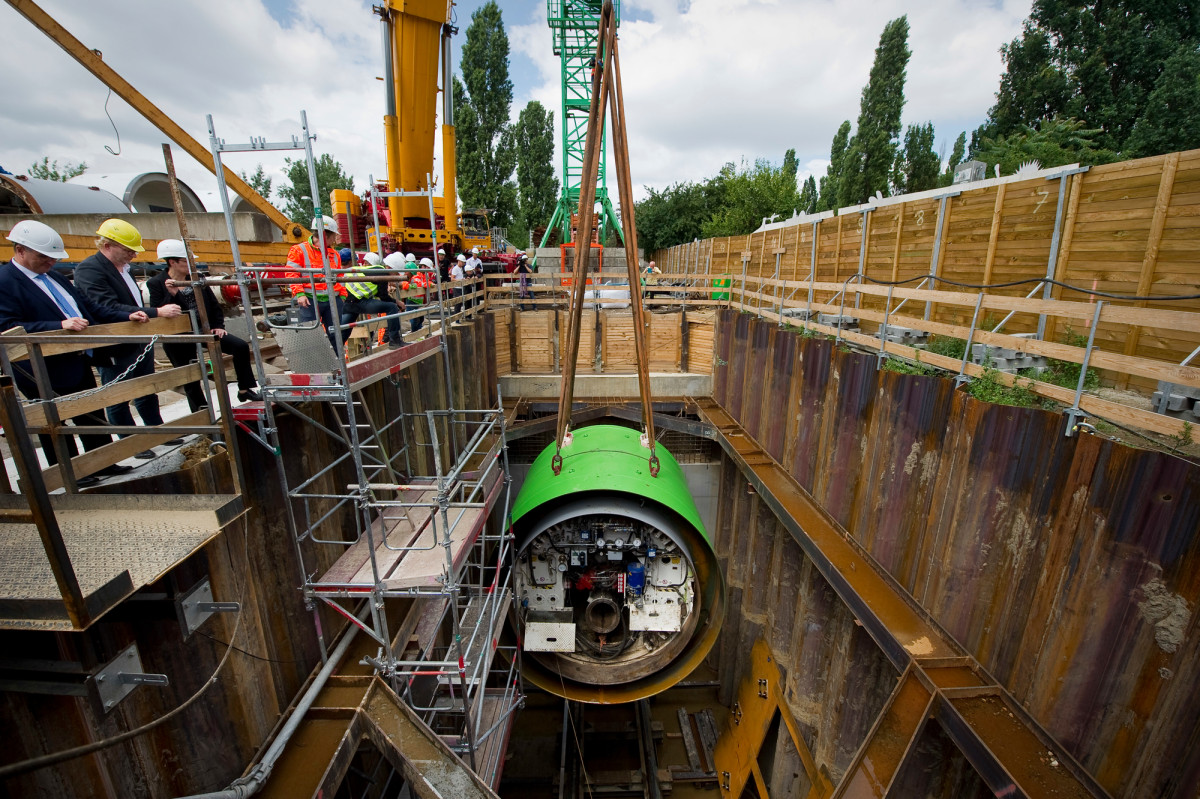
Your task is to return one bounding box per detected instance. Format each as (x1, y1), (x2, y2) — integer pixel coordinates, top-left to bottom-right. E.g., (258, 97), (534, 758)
(73, 219), (183, 457)
(148, 240), (260, 407)
(0, 220), (148, 482)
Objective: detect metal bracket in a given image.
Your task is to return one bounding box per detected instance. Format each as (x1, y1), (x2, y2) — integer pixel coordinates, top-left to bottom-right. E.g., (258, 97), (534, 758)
(177, 578), (240, 638)
(92, 643), (169, 713)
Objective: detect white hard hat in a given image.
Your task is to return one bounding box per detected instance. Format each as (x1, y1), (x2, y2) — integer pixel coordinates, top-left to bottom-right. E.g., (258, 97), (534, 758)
(470, 247), (479, 254)
(311, 215), (338, 234)
(7, 219), (68, 259)
(437, 249), (446, 256)
(363, 252), (383, 266)
(456, 254), (467, 262)
(383, 252), (407, 269)
(404, 252), (417, 263)
(419, 257), (434, 268)
(157, 239), (188, 260)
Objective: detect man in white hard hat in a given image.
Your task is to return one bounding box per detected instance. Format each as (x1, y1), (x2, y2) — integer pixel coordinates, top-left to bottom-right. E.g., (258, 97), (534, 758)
(0, 220), (150, 482)
(464, 247), (483, 310)
(148, 240), (262, 407)
(284, 216), (348, 349)
(342, 249), (404, 349)
(75, 218), (183, 459)
(451, 253), (467, 314)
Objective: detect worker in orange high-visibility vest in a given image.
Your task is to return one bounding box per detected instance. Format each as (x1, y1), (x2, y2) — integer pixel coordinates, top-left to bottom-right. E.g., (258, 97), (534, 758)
(284, 216), (348, 348)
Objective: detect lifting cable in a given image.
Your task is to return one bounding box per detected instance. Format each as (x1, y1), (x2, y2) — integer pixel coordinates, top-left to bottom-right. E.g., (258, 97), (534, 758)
(553, 0), (659, 477)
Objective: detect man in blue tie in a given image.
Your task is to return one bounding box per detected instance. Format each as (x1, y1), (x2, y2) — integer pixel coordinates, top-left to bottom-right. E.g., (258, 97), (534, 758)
(0, 220), (150, 483)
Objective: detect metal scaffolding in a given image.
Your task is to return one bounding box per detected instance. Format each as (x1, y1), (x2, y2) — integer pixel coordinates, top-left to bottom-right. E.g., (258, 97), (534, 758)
(205, 113), (521, 786)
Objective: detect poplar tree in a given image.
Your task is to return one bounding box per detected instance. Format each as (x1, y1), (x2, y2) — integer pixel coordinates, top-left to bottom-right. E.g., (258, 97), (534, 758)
(799, 176), (817, 214)
(817, 121), (851, 212)
(514, 100), (559, 245)
(939, 132), (967, 187)
(837, 16), (911, 207)
(455, 1), (518, 227)
(891, 122), (939, 195)
(1125, 46), (1200, 158)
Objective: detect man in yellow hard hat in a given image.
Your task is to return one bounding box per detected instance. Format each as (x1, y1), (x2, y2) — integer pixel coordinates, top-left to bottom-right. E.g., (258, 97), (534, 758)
(74, 218), (184, 459)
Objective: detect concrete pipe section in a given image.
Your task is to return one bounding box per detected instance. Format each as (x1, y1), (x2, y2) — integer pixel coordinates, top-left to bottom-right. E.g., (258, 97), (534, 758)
(510, 424), (724, 703)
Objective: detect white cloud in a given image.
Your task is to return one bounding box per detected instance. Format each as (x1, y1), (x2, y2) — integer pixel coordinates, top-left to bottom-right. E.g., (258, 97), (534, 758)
(1, 0), (1029, 228)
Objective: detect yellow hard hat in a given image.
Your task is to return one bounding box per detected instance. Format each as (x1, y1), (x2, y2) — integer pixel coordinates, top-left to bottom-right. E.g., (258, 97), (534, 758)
(96, 218), (145, 252)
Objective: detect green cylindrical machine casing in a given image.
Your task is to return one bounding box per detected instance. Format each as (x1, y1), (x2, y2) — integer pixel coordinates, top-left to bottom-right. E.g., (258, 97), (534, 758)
(511, 425), (724, 704)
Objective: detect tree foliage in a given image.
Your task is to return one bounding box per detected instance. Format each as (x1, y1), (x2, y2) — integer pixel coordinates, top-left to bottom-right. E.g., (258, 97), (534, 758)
(838, 16), (911, 207)
(892, 122), (940, 195)
(514, 100), (559, 247)
(799, 175), (817, 214)
(27, 157), (86, 182)
(818, 121), (851, 212)
(939, 132), (967, 187)
(634, 181), (724, 254)
(240, 164), (274, 205)
(1125, 45), (1200, 158)
(279, 154), (354, 224)
(455, 1), (518, 229)
(972, 117), (1118, 177)
(701, 156), (801, 239)
(980, 1), (1200, 158)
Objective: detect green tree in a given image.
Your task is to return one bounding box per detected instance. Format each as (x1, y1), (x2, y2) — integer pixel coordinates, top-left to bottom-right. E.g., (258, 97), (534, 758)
(27, 157), (87, 182)
(981, 1), (1200, 155)
(1126, 45), (1200, 157)
(782, 148), (799, 185)
(455, 1), (518, 228)
(514, 100), (559, 246)
(972, 117), (1118, 177)
(278, 154), (354, 224)
(939, 132), (967, 187)
(635, 178), (728, 254)
(701, 156), (801, 238)
(799, 175), (817, 214)
(818, 120), (851, 212)
(892, 122), (940, 195)
(240, 164), (274, 203)
(838, 16), (911, 207)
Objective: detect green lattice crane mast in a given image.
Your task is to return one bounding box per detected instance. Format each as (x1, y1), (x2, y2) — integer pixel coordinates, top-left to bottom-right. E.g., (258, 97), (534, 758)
(538, 0), (623, 252)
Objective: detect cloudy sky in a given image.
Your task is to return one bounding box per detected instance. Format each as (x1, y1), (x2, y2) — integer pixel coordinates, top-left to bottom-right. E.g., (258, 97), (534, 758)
(1, 0), (1031, 219)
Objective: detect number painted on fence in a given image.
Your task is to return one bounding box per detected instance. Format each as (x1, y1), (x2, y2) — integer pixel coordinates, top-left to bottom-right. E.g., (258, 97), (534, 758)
(1034, 188), (1050, 215)
(914, 210), (925, 226)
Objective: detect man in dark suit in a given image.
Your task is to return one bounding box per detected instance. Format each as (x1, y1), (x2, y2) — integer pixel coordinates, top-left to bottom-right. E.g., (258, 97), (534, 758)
(147, 239), (261, 409)
(0, 220), (150, 483)
(73, 218), (183, 458)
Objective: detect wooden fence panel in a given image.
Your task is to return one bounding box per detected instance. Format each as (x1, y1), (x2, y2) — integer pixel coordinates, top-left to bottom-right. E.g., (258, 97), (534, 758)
(648, 148), (1200, 381)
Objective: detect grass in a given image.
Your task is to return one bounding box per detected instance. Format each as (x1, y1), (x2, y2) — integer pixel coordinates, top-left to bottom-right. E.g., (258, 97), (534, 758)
(1041, 327), (1101, 391)
(924, 335), (968, 360)
(964, 367), (1039, 407)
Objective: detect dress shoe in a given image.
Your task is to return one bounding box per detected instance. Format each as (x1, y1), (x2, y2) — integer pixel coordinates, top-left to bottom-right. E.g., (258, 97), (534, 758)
(95, 464), (133, 477)
(76, 475), (101, 488)
(134, 449), (157, 460)
(164, 437), (186, 446)
(237, 389), (263, 402)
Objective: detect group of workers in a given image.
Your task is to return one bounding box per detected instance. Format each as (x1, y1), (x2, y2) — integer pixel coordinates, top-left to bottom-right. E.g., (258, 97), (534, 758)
(0, 217), (260, 486)
(284, 215), (490, 350)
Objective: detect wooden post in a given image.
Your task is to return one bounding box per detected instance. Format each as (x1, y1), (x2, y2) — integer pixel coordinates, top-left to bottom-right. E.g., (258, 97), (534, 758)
(833, 215), (844, 284)
(1120, 152), (1180, 386)
(890, 204), (905, 284)
(1047, 173), (1085, 343)
(981, 183), (1007, 287)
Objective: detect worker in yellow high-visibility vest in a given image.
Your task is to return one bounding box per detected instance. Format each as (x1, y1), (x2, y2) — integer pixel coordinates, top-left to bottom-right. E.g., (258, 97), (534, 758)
(342, 251), (403, 348)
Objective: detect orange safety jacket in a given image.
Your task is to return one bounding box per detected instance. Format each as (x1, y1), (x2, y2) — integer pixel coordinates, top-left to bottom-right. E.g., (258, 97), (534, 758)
(284, 241), (348, 299)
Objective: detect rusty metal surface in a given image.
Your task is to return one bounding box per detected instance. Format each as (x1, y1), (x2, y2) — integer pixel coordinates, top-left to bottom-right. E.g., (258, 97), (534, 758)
(709, 311), (1200, 798)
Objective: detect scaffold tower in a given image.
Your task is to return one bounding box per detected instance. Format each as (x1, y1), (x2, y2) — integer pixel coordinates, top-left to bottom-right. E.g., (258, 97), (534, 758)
(206, 112), (521, 787)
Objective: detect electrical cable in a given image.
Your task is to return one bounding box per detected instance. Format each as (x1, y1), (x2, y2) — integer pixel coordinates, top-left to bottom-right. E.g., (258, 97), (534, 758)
(102, 87), (122, 156)
(0, 517), (253, 780)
